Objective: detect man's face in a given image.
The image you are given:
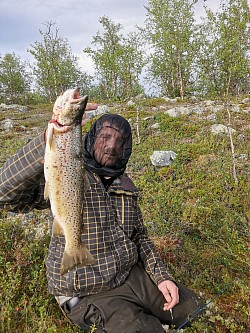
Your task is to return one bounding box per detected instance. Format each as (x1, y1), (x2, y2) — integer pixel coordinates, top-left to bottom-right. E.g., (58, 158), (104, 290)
(93, 122), (124, 167)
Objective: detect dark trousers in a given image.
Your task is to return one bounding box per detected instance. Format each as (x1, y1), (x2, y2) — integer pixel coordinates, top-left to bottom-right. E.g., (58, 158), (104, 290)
(61, 262), (201, 333)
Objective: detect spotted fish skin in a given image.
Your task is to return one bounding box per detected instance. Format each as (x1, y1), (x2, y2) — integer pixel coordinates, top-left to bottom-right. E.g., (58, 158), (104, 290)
(44, 88), (95, 275)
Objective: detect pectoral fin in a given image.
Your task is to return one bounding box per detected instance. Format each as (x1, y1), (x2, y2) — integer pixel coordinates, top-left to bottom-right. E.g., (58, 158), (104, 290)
(52, 217), (64, 236)
(47, 124), (54, 148)
(44, 182), (49, 200)
(83, 172), (90, 191)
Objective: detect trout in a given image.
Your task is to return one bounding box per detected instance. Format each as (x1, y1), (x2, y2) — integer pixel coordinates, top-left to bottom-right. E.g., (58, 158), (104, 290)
(44, 88), (95, 275)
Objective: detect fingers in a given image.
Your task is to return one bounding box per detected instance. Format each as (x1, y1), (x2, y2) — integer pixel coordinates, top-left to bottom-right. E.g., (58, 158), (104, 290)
(85, 102), (98, 111)
(158, 280), (179, 311)
(81, 103), (98, 126)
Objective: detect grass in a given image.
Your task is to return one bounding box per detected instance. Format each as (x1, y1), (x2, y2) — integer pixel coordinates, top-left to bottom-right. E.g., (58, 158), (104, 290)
(0, 98), (249, 332)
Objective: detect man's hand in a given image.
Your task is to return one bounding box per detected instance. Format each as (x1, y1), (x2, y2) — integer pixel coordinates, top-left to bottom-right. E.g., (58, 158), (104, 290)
(86, 103), (98, 111)
(158, 280), (179, 311)
(81, 102), (98, 126)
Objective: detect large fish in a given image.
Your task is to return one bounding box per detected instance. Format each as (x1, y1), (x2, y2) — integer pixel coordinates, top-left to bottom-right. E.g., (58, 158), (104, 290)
(44, 88), (95, 275)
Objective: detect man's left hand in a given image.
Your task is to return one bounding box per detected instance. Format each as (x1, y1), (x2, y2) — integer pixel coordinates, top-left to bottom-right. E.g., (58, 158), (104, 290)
(86, 103), (98, 111)
(158, 280), (179, 311)
(81, 102), (98, 126)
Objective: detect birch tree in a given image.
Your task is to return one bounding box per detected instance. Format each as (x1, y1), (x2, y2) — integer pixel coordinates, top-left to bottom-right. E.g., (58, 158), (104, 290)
(144, 0), (196, 98)
(0, 53), (31, 104)
(196, 0), (250, 97)
(28, 22), (91, 102)
(84, 16), (145, 100)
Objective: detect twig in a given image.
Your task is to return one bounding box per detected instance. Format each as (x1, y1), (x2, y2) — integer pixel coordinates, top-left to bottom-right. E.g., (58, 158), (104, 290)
(135, 107), (141, 145)
(225, 65), (238, 184)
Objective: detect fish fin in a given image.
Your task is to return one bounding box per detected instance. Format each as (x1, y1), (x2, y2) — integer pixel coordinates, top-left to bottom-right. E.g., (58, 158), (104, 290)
(83, 172), (90, 191)
(52, 218), (64, 236)
(47, 124), (54, 147)
(82, 224), (88, 233)
(60, 245), (95, 275)
(44, 182), (49, 200)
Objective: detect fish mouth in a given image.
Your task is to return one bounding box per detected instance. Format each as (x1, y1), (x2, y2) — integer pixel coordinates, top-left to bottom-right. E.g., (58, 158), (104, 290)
(50, 95), (89, 127)
(49, 119), (64, 126)
(71, 95), (89, 124)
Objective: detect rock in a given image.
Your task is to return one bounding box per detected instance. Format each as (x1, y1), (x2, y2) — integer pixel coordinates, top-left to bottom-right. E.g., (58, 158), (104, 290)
(203, 100), (215, 107)
(165, 106), (193, 117)
(237, 154), (248, 161)
(142, 116), (155, 121)
(163, 97), (178, 103)
(231, 105), (241, 112)
(207, 114), (217, 121)
(0, 103), (27, 112)
(164, 105), (205, 117)
(191, 106), (204, 114)
(237, 134), (247, 141)
(151, 123), (160, 129)
(162, 324), (170, 332)
(150, 150), (177, 166)
(241, 98), (250, 104)
(210, 106), (224, 113)
(127, 100), (136, 106)
(189, 96), (200, 102)
(243, 107), (250, 114)
(211, 124), (236, 135)
(1, 118), (14, 131)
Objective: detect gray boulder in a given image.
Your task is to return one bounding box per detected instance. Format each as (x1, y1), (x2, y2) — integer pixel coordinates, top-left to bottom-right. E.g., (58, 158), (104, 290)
(150, 150), (177, 166)
(0, 103), (27, 112)
(241, 98), (250, 104)
(164, 105), (204, 117)
(211, 124), (236, 135)
(1, 118), (14, 131)
(165, 106), (192, 117)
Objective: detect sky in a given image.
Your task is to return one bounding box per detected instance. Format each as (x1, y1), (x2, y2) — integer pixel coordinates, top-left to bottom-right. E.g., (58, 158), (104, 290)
(0, 0), (219, 76)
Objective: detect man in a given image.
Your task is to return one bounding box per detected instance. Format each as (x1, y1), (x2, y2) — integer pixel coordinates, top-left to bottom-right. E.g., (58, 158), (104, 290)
(0, 90), (201, 333)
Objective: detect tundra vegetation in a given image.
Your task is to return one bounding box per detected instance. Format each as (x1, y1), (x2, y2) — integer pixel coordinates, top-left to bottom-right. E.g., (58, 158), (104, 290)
(0, 96), (250, 333)
(0, 0), (249, 332)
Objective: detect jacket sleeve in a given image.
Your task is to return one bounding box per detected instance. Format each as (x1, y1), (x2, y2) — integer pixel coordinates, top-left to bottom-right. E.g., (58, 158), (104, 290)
(131, 199), (174, 286)
(0, 132), (50, 213)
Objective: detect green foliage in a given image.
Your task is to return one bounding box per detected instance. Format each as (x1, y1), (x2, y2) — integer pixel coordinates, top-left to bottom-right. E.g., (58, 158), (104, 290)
(84, 16), (145, 100)
(144, 0), (196, 98)
(195, 0), (250, 97)
(0, 53), (32, 104)
(28, 22), (93, 102)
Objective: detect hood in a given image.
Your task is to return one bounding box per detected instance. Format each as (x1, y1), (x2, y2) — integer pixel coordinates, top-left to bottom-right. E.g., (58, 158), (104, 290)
(82, 114), (132, 178)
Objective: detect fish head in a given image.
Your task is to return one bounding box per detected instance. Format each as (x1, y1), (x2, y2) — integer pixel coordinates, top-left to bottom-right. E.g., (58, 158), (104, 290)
(53, 88), (88, 125)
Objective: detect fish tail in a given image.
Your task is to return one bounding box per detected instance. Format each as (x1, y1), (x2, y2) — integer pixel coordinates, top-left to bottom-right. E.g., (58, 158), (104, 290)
(60, 245), (95, 275)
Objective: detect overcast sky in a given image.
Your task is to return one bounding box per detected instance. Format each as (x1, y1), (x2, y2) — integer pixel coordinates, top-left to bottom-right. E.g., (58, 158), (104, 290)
(0, 0), (219, 75)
